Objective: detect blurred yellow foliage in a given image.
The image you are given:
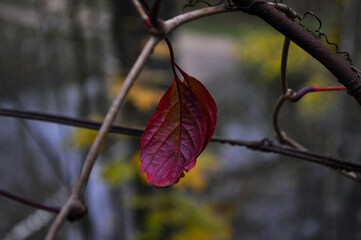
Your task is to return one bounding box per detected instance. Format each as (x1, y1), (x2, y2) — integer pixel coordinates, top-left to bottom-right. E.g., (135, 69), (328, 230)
(136, 192), (231, 240)
(70, 116), (104, 150)
(152, 40), (172, 60)
(132, 152), (151, 185)
(174, 151), (218, 192)
(108, 74), (164, 112)
(101, 160), (136, 186)
(100, 151), (230, 240)
(235, 29), (322, 82)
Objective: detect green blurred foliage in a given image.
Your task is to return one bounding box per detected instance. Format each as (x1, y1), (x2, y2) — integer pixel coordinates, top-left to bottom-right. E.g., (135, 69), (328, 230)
(102, 160), (136, 186)
(133, 191), (231, 240)
(101, 151), (231, 240)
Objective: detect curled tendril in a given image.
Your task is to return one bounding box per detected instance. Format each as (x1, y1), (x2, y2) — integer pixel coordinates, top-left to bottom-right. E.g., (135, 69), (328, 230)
(182, 0), (228, 12)
(296, 11), (356, 72)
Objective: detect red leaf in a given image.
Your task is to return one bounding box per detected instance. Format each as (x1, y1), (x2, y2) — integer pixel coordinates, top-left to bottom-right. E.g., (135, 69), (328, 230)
(176, 65), (217, 152)
(140, 77), (207, 187)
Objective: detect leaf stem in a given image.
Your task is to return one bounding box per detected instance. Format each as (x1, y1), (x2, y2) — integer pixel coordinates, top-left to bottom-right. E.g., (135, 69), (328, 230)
(165, 38), (178, 77)
(150, 0), (162, 26)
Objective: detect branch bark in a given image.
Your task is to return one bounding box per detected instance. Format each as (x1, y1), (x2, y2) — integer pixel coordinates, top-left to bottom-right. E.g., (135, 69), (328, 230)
(233, 0), (361, 105)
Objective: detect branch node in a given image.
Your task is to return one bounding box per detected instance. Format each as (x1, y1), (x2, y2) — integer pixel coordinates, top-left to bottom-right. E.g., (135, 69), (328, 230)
(66, 199), (87, 222)
(149, 20), (167, 38)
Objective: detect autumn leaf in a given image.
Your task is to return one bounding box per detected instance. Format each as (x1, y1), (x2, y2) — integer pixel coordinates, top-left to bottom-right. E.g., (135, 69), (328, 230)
(176, 64), (217, 152)
(140, 77), (207, 187)
(140, 38), (217, 187)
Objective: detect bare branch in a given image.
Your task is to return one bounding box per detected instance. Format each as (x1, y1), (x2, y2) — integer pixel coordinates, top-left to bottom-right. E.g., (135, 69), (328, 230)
(233, 0), (361, 105)
(281, 37), (290, 94)
(44, 35), (161, 240)
(273, 36), (306, 150)
(1, 108), (361, 184)
(163, 4), (239, 34)
(0, 188), (61, 214)
(0, 108), (143, 137)
(272, 93), (307, 150)
(132, 0), (149, 22)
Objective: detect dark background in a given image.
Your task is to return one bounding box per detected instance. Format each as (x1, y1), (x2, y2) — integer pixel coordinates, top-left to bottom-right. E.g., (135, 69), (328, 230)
(0, 0), (360, 239)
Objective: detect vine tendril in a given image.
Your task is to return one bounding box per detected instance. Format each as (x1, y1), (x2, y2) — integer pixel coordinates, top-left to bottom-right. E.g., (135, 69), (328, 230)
(295, 11), (358, 74)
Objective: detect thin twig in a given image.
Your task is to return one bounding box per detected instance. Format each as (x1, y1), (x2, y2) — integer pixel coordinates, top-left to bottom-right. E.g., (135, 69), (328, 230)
(273, 35), (306, 150)
(288, 85), (346, 102)
(44, 36), (161, 240)
(163, 4), (239, 33)
(272, 93), (307, 150)
(212, 137), (361, 183)
(0, 188), (61, 214)
(0, 108), (144, 137)
(132, 0), (149, 21)
(1, 108), (361, 181)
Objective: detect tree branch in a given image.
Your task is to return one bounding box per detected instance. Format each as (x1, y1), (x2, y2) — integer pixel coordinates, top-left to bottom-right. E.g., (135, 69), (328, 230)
(281, 37), (290, 94)
(132, 0), (149, 22)
(273, 36), (306, 150)
(44, 35), (161, 240)
(1, 108), (361, 183)
(162, 4), (239, 34)
(0, 187), (61, 214)
(233, 0), (361, 105)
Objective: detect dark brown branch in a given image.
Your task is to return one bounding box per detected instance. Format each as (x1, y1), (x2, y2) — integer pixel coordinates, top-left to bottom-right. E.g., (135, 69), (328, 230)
(0, 187), (61, 213)
(0, 108), (143, 137)
(281, 37), (290, 94)
(212, 137), (361, 173)
(1, 108), (361, 180)
(233, 0), (361, 105)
